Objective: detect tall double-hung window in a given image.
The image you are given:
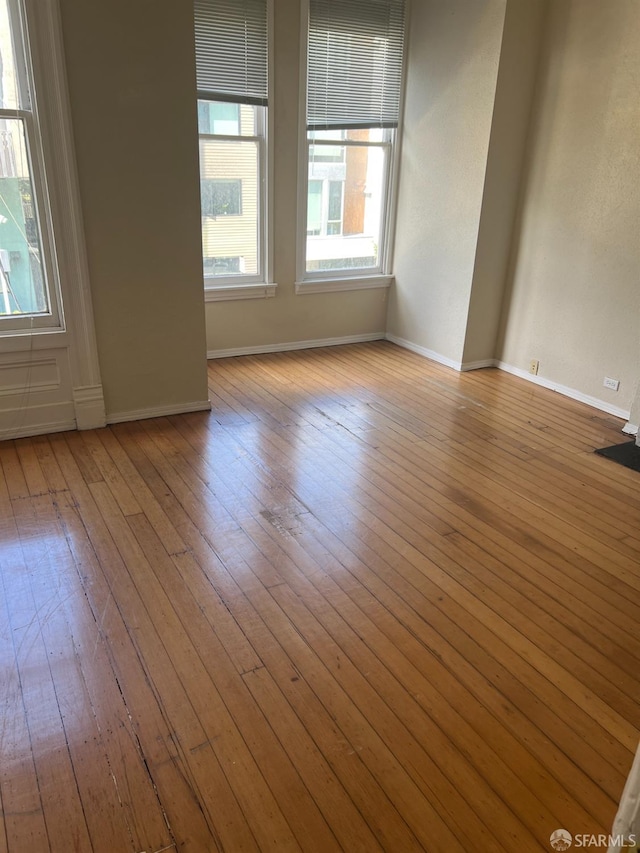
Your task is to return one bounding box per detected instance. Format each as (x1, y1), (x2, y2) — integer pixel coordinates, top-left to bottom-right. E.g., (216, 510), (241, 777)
(0, 0), (61, 328)
(194, 0), (269, 295)
(299, 0), (406, 289)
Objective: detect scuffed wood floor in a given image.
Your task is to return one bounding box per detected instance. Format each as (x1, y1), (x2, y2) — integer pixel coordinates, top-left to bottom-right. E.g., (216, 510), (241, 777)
(1, 341), (639, 852)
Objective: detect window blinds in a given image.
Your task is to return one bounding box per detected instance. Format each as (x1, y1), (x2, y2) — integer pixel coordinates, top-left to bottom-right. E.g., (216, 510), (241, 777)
(307, 0), (406, 130)
(194, 0), (268, 105)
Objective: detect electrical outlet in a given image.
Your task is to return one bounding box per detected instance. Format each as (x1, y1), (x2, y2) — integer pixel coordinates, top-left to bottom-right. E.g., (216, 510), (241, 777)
(604, 377), (620, 391)
(529, 359), (539, 375)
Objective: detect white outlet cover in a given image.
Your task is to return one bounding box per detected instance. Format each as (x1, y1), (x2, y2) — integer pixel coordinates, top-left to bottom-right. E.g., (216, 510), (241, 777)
(604, 377), (620, 391)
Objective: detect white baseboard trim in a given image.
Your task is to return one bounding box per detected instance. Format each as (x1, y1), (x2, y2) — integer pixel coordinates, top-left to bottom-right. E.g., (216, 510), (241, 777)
(295, 275), (392, 294)
(622, 422), (638, 436)
(385, 333), (463, 371)
(107, 399), (212, 425)
(497, 361), (631, 421)
(0, 399), (76, 440)
(460, 359), (497, 372)
(384, 333), (631, 422)
(73, 384), (107, 430)
(207, 332), (385, 360)
(0, 418), (76, 440)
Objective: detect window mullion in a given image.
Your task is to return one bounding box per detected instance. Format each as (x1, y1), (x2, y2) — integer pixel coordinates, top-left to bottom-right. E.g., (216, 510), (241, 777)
(199, 133), (262, 144)
(308, 137), (392, 150)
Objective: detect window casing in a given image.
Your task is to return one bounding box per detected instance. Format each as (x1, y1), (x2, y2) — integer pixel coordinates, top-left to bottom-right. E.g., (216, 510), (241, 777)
(298, 0), (406, 290)
(0, 0), (62, 331)
(194, 0), (270, 294)
(198, 101), (265, 285)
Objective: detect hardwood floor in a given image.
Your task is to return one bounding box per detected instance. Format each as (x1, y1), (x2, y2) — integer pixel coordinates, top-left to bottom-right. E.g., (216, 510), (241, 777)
(1, 341), (638, 852)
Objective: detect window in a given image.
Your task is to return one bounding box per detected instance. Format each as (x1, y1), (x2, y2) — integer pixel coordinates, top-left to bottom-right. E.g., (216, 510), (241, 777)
(307, 179), (322, 235)
(198, 102), (240, 136)
(298, 0), (406, 288)
(327, 180), (343, 235)
(0, 0), (61, 327)
(194, 0), (270, 293)
(305, 179), (344, 241)
(201, 179), (242, 218)
(203, 256), (243, 276)
(309, 129), (345, 163)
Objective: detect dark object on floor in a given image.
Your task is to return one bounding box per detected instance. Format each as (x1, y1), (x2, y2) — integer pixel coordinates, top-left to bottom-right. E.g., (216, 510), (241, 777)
(595, 440), (640, 472)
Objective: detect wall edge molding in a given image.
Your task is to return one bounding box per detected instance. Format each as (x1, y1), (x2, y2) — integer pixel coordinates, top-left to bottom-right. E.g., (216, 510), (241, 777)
(73, 384), (107, 430)
(29, 0), (105, 401)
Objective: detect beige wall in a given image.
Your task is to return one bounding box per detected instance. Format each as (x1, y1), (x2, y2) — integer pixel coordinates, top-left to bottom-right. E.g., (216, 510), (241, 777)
(57, 0), (639, 423)
(462, 0), (547, 365)
(497, 0), (640, 413)
(388, 0), (638, 419)
(387, 0), (507, 365)
(388, 0), (548, 368)
(204, 0), (388, 354)
(59, 0), (209, 417)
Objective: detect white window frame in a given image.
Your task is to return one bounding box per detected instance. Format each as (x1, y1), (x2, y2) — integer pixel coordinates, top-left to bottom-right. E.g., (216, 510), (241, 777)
(200, 100), (271, 300)
(0, 0), (64, 332)
(295, 0), (406, 295)
(0, 0), (105, 431)
(198, 0), (276, 304)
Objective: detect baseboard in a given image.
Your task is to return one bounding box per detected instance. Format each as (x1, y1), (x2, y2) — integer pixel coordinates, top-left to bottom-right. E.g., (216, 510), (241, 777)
(622, 422), (638, 436)
(460, 359), (497, 372)
(0, 399), (76, 440)
(0, 418), (76, 440)
(107, 399), (212, 425)
(73, 384), (107, 430)
(384, 334), (631, 422)
(207, 332), (385, 360)
(384, 333), (462, 371)
(497, 361), (631, 421)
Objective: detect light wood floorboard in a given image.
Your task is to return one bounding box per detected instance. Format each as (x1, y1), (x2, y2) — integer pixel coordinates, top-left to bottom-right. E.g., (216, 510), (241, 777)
(0, 341), (638, 852)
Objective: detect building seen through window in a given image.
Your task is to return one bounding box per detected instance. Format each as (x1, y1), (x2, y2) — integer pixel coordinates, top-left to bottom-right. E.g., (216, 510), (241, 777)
(198, 102), (260, 278)
(306, 127), (387, 272)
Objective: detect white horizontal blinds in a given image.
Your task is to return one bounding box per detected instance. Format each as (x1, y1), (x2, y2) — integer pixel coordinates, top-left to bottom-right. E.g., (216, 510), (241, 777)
(307, 0), (405, 130)
(194, 0), (268, 106)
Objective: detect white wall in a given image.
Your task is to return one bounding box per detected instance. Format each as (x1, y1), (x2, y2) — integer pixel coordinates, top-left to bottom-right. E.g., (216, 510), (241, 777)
(497, 0), (640, 414)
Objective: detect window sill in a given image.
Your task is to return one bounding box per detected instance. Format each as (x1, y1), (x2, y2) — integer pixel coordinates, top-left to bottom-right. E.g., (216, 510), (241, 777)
(295, 275), (393, 294)
(205, 283), (277, 302)
(0, 328), (68, 351)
